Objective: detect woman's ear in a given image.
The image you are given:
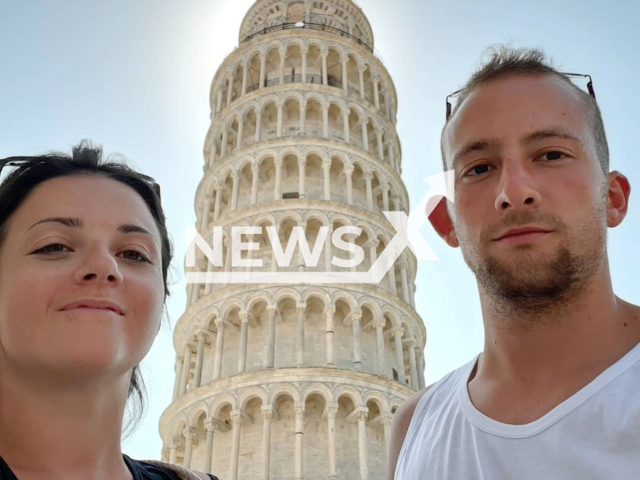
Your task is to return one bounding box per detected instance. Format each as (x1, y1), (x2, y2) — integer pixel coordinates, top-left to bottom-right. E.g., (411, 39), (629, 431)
(428, 197), (459, 248)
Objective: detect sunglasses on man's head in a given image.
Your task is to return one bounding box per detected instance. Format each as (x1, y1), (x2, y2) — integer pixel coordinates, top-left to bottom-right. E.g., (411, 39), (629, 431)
(445, 72), (596, 121)
(0, 156), (162, 200)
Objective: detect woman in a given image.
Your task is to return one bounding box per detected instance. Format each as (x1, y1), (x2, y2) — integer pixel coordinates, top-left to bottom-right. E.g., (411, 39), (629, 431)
(0, 141), (216, 480)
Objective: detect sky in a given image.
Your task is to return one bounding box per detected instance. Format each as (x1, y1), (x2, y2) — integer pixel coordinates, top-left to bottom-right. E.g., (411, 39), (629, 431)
(1, 0), (639, 461)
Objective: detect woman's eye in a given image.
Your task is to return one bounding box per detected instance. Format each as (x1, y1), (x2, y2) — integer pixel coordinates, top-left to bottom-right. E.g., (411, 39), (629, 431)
(121, 250), (152, 263)
(540, 151), (567, 161)
(33, 244), (150, 264)
(465, 164), (493, 177)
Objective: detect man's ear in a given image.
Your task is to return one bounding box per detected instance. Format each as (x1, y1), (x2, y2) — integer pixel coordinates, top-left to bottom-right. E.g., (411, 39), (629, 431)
(606, 170), (631, 228)
(428, 197), (459, 248)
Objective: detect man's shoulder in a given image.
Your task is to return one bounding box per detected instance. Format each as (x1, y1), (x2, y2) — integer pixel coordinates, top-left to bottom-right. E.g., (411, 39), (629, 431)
(393, 384), (435, 431)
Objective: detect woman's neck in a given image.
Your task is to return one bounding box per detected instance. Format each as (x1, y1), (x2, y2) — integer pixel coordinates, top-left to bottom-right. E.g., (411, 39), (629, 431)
(0, 367), (134, 480)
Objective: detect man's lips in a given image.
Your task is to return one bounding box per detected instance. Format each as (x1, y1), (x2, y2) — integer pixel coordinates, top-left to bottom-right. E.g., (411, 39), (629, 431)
(493, 227), (553, 242)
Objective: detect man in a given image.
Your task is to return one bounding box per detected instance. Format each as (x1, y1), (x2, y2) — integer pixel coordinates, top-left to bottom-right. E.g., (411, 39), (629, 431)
(388, 46), (640, 479)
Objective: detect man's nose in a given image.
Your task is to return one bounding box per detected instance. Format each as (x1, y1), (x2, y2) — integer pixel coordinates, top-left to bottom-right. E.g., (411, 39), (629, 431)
(73, 247), (124, 285)
(494, 159), (542, 213)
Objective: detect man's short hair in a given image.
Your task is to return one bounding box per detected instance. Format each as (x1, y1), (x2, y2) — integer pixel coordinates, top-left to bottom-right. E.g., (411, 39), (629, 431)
(441, 45), (609, 174)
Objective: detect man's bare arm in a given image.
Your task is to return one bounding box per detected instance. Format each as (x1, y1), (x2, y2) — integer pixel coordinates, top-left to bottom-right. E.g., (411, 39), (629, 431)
(387, 385), (433, 480)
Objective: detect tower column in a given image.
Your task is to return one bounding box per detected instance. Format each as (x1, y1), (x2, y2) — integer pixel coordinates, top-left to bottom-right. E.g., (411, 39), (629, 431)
(382, 183), (390, 211)
(296, 303), (306, 366)
(325, 306), (336, 366)
(261, 407), (273, 480)
(172, 355), (184, 401)
(367, 239), (379, 269)
(279, 47), (286, 85)
(204, 419), (218, 474)
(265, 305), (277, 368)
(229, 410), (242, 480)
(376, 129), (384, 160)
(400, 261), (410, 304)
(322, 159), (331, 200)
(407, 338), (419, 390)
(301, 48), (308, 83)
(342, 108), (350, 142)
(418, 351), (426, 389)
(236, 115), (244, 149)
(299, 101), (306, 134)
(327, 404), (338, 480)
(213, 185), (222, 220)
(251, 164), (259, 204)
(298, 157), (306, 198)
(182, 427), (196, 469)
(382, 415), (393, 452)
(169, 436), (181, 464)
(374, 319), (386, 376)
(321, 50), (328, 85)
(373, 77), (381, 109)
(324, 224), (333, 271)
(221, 128), (228, 158)
(226, 75), (234, 106)
(193, 330), (207, 388)
(200, 194), (212, 231)
(357, 409), (369, 480)
(345, 166), (354, 205)
(230, 172), (239, 211)
(212, 319), (226, 380)
(322, 104), (329, 138)
(358, 66), (365, 99)
(259, 53), (266, 88)
(255, 107), (263, 142)
(364, 172), (373, 210)
(294, 404), (305, 480)
(237, 310), (249, 373)
(341, 56), (348, 91)
(241, 61), (248, 95)
(361, 120), (369, 152)
(216, 89), (223, 114)
(352, 309), (362, 370)
(277, 102), (283, 137)
(274, 157), (283, 200)
(178, 342), (192, 396)
(392, 328), (406, 384)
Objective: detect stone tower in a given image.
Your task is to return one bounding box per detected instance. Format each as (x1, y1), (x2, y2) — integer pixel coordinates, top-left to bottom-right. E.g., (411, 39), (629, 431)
(159, 1), (426, 479)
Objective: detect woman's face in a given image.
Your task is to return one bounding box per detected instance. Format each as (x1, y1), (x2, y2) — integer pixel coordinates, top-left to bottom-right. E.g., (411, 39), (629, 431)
(0, 175), (165, 384)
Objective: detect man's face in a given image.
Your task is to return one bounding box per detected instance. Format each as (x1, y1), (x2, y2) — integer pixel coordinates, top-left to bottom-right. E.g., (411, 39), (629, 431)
(442, 74), (609, 306)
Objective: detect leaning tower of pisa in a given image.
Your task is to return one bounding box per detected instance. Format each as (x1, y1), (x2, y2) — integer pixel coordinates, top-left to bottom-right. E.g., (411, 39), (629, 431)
(159, 1), (426, 479)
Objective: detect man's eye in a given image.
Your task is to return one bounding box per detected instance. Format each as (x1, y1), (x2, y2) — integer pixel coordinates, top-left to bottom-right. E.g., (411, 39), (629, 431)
(465, 164), (493, 177)
(33, 243), (69, 254)
(540, 151), (567, 161)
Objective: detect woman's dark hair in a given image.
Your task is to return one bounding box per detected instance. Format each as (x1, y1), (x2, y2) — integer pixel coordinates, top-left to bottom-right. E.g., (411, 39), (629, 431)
(0, 140), (174, 438)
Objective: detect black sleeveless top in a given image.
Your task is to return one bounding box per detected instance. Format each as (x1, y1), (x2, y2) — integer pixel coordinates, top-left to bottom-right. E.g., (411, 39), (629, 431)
(0, 454), (219, 480)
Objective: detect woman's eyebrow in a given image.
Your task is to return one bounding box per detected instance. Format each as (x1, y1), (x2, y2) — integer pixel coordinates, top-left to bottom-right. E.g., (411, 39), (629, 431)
(27, 216), (155, 238)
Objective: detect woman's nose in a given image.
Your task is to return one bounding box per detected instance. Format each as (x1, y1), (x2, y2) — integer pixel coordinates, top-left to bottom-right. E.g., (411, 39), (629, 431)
(73, 247), (124, 285)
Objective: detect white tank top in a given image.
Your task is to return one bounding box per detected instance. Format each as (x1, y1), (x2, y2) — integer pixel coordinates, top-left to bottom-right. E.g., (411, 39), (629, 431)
(395, 340), (640, 480)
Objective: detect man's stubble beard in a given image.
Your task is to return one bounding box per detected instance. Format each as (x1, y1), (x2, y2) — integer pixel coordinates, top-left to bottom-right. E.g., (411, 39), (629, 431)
(453, 185), (609, 321)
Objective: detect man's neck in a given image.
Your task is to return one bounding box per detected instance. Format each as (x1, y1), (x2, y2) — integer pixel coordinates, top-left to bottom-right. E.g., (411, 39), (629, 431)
(477, 266), (640, 385)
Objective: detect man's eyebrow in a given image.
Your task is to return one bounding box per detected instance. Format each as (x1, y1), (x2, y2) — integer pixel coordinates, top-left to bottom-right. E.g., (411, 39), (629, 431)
(451, 126), (585, 169)
(27, 216), (155, 238)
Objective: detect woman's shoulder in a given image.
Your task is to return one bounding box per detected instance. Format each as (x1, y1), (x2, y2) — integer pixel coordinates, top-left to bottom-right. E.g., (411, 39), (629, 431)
(127, 456), (219, 480)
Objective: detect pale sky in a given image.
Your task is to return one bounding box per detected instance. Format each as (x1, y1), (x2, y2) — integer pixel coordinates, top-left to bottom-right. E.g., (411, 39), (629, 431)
(1, 0), (639, 461)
